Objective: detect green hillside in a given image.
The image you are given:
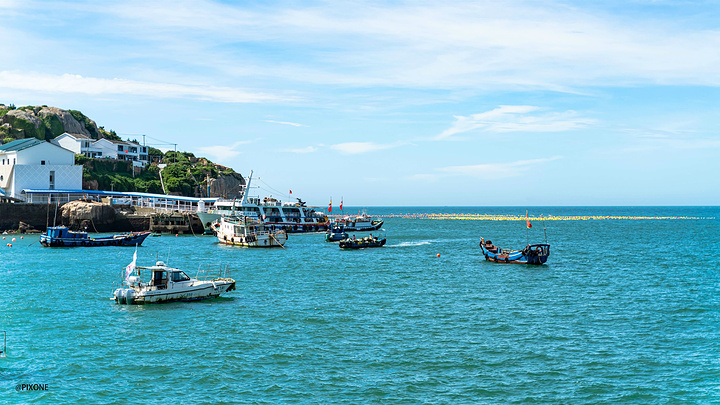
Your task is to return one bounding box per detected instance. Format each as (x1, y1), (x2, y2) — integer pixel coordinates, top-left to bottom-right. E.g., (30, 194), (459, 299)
(1, 103), (243, 197)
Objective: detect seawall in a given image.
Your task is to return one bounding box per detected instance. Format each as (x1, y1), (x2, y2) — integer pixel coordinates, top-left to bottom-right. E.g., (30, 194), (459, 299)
(0, 202), (203, 234)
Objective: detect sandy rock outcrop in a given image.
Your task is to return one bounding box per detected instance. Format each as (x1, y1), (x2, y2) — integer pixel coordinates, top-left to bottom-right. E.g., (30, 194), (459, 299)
(5, 109), (42, 130)
(59, 200), (116, 230)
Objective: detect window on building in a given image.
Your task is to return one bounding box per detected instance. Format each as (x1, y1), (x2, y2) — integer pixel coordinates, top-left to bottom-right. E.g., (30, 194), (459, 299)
(49, 171), (55, 190)
(117, 145), (124, 152)
(41, 160), (46, 165)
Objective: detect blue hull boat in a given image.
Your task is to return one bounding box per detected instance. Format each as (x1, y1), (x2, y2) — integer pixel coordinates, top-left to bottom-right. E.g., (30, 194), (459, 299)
(325, 224), (348, 242)
(480, 237), (549, 265)
(40, 226), (151, 247)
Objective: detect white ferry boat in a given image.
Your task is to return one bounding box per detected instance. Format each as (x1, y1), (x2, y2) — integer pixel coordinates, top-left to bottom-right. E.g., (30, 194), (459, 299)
(212, 216), (288, 247)
(197, 171), (329, 234)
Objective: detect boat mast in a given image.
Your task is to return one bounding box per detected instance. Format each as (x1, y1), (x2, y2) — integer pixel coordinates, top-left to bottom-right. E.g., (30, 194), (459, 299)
(242, 170), (253, 205)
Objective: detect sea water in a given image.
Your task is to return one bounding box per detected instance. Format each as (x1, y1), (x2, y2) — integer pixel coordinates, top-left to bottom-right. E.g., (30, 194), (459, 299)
(1, 206), (718, 403)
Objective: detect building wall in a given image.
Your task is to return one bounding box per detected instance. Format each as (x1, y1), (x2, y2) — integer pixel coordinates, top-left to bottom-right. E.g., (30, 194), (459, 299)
(0, 151), (16, 189)
(51, 135), (82, 154)
(15, 142), (75, 166)
(93, 139), (120, 160)
(11, 165), (82, 199)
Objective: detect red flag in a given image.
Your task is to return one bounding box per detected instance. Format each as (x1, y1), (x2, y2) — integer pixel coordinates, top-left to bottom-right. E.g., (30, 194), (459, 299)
(289, 190), (292, 194)
(340, 198), (343, 210)
(526, 211), (532, 228)
(329, 199), (332, 213)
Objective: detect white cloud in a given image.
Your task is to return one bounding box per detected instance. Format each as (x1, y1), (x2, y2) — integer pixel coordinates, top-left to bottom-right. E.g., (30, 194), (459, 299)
(4, 1), (720, 99)
(281, 146), (318, 154)
(265, 120), (306, 127)
(0, 71), (294, 103)
(197, 141), (250, 162)
(94, 0), (720, 89)
(415, 156), (563, 180)
(330, 142), (399, 155)
(437, 106), (596, 140)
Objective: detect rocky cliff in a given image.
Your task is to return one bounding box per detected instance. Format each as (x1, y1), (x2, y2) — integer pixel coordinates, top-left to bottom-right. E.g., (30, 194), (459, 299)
(207, 173), (246, 199)
(0, 104), (118, 142)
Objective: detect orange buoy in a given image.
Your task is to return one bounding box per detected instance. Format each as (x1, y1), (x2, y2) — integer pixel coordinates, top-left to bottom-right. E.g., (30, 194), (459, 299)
(11, 238), (16, 241)
(175, 234), (179, 237)
(436, 253), (441, 257)
(20, 236), (23, 239)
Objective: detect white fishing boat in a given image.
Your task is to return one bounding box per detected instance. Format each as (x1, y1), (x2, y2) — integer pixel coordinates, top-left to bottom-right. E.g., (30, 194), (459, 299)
(212, 215), (288, 248)
(197, 171), (329, 234)
(333, 211), (383, 232)
(113, 253), (235, 304)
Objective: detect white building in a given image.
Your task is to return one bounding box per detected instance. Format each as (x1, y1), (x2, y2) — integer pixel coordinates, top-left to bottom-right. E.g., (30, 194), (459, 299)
(93, 138), (149, 167)
(0, 138), (82, 201)
(50, 132), (103, 158)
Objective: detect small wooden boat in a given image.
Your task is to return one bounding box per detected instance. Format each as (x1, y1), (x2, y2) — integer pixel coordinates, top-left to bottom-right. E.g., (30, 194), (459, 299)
(40, 226), (150, 247)
(325, 224), (348, 242)
(113, 259), (235, 305)
(480, 237), (549, 265)
(339, 234), (386, 249)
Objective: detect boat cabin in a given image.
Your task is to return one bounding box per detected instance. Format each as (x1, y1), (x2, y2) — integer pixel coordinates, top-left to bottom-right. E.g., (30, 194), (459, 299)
(142, 262), (192, 290)
(526, 244), (550, 256)
(45, 226), (88, 240)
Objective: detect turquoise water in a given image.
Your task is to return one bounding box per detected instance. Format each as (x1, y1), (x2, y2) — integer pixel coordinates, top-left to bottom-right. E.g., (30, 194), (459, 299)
(1, 206), (718, 404)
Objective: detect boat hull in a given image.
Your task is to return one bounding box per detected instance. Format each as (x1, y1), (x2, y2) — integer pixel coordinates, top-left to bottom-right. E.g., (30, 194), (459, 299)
(40, 232), (150, 247)
(114, 280), (235, 304)
(339, 238), (386, 249)
(216, 230), (288, 248)
(334, 219), (383, 232)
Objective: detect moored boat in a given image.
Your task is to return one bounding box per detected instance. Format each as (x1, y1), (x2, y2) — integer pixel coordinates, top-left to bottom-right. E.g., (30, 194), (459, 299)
(197, 171), (329, 234)
(40, 226), (150, 247)
(333, 211), (383, 232)
(479, 237), (550, 265)
(113, 258), (235, 304)
(212, 216), (288, 247)
(325, 224), (348, 242)
(339, 234), (386, 249)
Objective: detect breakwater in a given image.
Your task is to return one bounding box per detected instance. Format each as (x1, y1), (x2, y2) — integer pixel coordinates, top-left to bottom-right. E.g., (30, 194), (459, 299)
(329, 213), (713, 220)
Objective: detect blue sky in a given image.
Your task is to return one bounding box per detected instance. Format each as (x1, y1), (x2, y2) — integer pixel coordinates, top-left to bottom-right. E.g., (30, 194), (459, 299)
(1, 0), (718, 206)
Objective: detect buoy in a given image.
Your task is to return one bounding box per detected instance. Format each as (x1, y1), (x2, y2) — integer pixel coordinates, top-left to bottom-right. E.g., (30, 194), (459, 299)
(436, 253), (441, 257)
(11, 238), (15, 241)
(7, 244), (11, 247)
(175, 233), (179, 237)
(20, 236), (23, 239)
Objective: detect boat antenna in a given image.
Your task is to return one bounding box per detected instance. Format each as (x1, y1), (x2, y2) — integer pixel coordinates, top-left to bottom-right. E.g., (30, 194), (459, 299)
(542, 214), (547, 243)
